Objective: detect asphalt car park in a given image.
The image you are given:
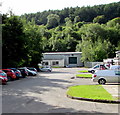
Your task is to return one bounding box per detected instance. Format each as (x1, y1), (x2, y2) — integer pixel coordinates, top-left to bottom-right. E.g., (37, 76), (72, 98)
(2, 68), (119, 113)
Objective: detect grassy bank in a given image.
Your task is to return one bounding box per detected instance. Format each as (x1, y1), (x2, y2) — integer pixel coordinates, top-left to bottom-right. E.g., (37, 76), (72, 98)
(67, 85), (115, 101)
(76, 74), (92, 78)
(78, 70), (88, 73)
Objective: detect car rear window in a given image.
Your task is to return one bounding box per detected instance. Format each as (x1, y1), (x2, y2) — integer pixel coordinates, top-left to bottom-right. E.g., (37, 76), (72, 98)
(2, 70), (8, 72)
(94, 65), (99, 69)
(10, 70), (15, 73)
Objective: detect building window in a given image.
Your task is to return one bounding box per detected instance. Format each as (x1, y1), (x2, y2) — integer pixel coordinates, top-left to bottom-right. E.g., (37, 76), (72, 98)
(52, 61), (59, 65)
(45, 62), (48, 65)
(42, 62), (48, 65)
(69, 57), (77, 64)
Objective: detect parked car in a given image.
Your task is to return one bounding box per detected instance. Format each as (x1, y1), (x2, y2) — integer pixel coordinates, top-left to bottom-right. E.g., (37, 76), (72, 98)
(0, 75), (7, 85)
(110, 65), (120, 70)
(27, 67), (37, 72)
(8, 68), (23, 79)
(39, 66), (52, 72)
(92, 66), (120, 84)
(2, 69), (16, 81)
(18, 67), (28, 77)
(0, 70), (8, 84)
(88, 64), (109, 74)
(26, 68), (37, 76)
(0, 70), (7, 78)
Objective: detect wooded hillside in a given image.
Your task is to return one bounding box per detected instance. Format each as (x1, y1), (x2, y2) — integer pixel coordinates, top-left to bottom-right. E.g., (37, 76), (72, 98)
(21, 2), (120, 26)
(2, 2), (120, 68)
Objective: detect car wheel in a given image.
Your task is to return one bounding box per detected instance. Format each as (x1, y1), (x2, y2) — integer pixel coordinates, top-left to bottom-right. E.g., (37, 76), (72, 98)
(16, 77), (19, 80)
(2, 82), (7, 85)
(7, 76), (12, 81)
(48, 70), (51, 72)
(22, 76), (26, 78)
(91, 70), (95, 74)
(98, 79), (106, 84)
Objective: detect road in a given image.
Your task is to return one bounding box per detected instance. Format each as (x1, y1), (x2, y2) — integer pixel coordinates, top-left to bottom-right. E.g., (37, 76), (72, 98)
(2, 68), (119, 114)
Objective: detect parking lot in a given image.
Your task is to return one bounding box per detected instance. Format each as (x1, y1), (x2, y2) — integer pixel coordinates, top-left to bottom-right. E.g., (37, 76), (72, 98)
(2, 68), (119, 113)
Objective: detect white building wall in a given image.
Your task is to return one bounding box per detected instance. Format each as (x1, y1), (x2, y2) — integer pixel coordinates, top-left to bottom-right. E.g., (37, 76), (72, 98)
(42, 52), (83, 67)
(43, 59), (64, 67)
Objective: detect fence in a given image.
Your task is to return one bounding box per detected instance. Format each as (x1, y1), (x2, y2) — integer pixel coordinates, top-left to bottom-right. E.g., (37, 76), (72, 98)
(84, 62), (103, 68)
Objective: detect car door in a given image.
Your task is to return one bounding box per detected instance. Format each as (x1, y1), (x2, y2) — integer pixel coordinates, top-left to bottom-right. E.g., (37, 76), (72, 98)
(44, 68), (48, 71)
(104, 70), (116, 83)
(115, 69), (120, 83)
(41, 67), (46, 72)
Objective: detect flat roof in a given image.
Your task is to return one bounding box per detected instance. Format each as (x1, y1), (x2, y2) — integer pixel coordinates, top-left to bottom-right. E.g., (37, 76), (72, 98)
(43, 52), (82, 55)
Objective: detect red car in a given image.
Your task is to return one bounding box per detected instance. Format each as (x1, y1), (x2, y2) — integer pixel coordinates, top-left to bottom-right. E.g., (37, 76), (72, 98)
(0, 75), (7, 85)
(2, 69), (16, 81)
(0, 70), (8, 84)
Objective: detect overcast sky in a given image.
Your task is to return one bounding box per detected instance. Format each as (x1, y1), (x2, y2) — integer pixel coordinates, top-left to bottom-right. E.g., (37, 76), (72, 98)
(1, 0), (120, 15)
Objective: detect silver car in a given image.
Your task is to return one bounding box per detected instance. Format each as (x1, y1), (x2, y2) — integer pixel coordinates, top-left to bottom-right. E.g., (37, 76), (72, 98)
(92, 65), (120, 84)
(39, 66), (52, 72)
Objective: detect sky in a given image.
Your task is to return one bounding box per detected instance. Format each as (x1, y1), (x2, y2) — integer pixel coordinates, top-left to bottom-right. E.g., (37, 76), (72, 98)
(1, 0), (120, 16)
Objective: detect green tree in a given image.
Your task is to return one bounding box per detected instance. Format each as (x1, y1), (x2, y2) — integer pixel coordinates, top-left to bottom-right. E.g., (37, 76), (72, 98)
(74, 16), (80, 23)
(116, 41), (120, 50)
(2, 15), (28, 68)
(76, 39), (113, 62)
(106, 17), (120, 48)
(65, 17), (72, 27)
(107, 17), (120, 27)
(93, 15), (105, 24)
(80, 23), (107, 42)
(76, 22), (117, 62)
(23, 20), (43, 67)
(46, 14), (60, 29)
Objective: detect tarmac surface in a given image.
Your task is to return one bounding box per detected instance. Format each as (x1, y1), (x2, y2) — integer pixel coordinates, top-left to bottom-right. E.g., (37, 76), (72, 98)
(2, 68), (120, 114)
(103, 84), (120, 101)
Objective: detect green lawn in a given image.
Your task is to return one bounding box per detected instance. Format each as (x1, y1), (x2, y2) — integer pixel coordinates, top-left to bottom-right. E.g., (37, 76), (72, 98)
(78, 70), (88, 73)
(76, 74), (92, 78)
(67, 85), (115, 101)
(52, 66), (63, 68)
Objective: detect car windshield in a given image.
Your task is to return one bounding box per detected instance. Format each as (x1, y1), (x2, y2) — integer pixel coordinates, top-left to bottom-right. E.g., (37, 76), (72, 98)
(27, 69), (31, 72)
(93, 65), (99, 69)
(2, 70), (8, 72)
(11, 70), (15, 73)
(0, 72), (6, 76)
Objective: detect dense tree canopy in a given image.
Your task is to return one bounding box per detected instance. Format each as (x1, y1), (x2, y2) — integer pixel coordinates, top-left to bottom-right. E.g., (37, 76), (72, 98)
(2, 2), (120, 68)
(2, 16), (27, 68)
(2, 15), (43, 68)
(21, 2), (120, 25)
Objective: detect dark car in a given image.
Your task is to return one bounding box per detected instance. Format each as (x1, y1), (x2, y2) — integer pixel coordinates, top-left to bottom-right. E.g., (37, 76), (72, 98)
(9, 68), (23, 79)
(2, 69), (16, 81)
(18, 67), (28, 77)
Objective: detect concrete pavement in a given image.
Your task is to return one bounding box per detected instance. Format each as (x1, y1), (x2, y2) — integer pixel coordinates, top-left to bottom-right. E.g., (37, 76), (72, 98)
(103, 84), (120, 101)
(2, 68), (119, 113)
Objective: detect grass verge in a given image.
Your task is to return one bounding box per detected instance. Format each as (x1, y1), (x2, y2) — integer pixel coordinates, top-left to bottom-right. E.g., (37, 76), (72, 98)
(76, 74), (92, 78)
(52, 66), (63, 68)
(67, 85), (115, 101)
(78, 70), (88, 73)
